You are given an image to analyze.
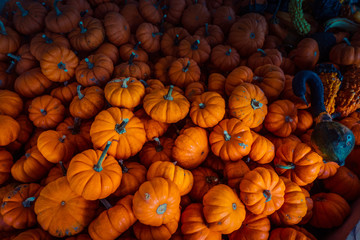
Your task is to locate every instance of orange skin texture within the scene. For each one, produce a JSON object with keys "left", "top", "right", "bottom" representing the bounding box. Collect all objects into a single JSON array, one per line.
[
  {"left": 317, "top": 161, "right": 339, "bottom": 180},
  {"left": 45, "top": 4, "right": 80, "bottom": 33},
  {"left": 185, "top": 81, "right": 205, "bottom": 102},
  {"left": 340, "top": 111, "right": 360, "bottom": 145},
  {"left": 168, "top": 58, "right": 201, "bottom": 88},
  {"left": 189, "top": 167, "right": 219, "bottom": 203},
  {"left": 208, "top": 73, "right": 226, "bottom": 96},
  {"left": 6, "top": 114, "right": 33, "bottom": 153},
  {"left": 139, "top": 137, "right": 173, "bottom": 168},
  {"left": 0, "top": 115, "right": 20, "bottom": 146},
  {"left": 95, "top": 42, "right": 119, "bottom": 65},
  {"left": 247, "top": 48, "right": 283, "bottom": 71},
  {"left": 113, "top": 60, "right": 151, "bottom": 80},
  {"left": 15, "top": 68, "right": 53, "bottom": 98},
  {"left": 134, "top": 108, "right": 170, "bottom": 141},
  {"left": 138, "top": 0, "right": 164, "bottom": 24},
  {"left": 229, "top": 212, "right": 270, "bottom": 240},
  {"left": 211, "top": 44, "right": 240, "bottom": 72},
  {"left": 154, "top": 56, "right": 177, "bottom": 85},
  {"left": 30, "top": 32, "right": 70, "bottom": 61},
  {"left": 13, "top": 2, "right": 47, "bottom": 35},
  {"left": 269, "top": 227, "right": 314, "bottom": 240},
  {"left": 0, "top": 25, "right": 20, "bottom": 54},
  {"left": 330, "top": 40, "right": 360, "bottom": 65},
  {"left": 12, "top": 228, "right": 52, "bottom": 240},
  {"left": 195, "top": 24, "right": 224, "bottom": 48},
  {"left": 178, "top": 35, "right": 211, "bottom": 64},
  {"left": 225, "top": 66, "right": 254, "bottom": 96},
  {"left": 289, "top": 38, "right": 320, "bottom": 70},
  {"left": 224, "top": 159, "right": 250, "bottom": 189},
  {"left": 103, "top": 12, "right": 130, "bottom": 46},
  {"left": 0, "top": 89, "right": 23, "bottom": 118},
  {"left": 181, "top": 4, "right": 210, "bottom": 34},
  {"left": 0, "top": 149, "right": 13, "bottom": 184},
  {"left": 119, "top": 42, "right": 149, "bottom": 62},
  {"left": 161, "top": 27, "right": 190, "bottom": 57},
  {"left": 12, "top": 43, "right": 39, "bottom": 75},
  {"left": 145, "top": 79, "right": 165, "bottom": 94},
  {"left": 249, "top": 132, "right": 275, "bottom": 164},
  {"left": 136, "top": 23, "right": 162, "bottom": 53}
]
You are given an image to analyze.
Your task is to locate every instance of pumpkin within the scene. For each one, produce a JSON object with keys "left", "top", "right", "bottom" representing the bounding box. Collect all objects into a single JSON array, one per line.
[
  {"left": 134, "top": 109, "right": 170, "bottom": 141},
  {"left": 247, "top": 49, "right": 282, "bottom": 71},
  {"left": 0, "top": 89, "right": 23, "bottom": 118},
  {"left": 178, "top": 35, "right": 211, "bottom": 64},
  {"left": 67, "top": 141, "right": 122, "bottom": 200},
  {"left": 139, "top": 137, "right": 173, "bottom": 168},
  {"left": 166, "top": 0, "right": 186, "bottom": 25},
  {"left": 229, "top": 212, "right": 271, "bottom": 240},
  {"left": 203, "top": 152, "right": 225, "bottom": 172},
  {"left": 185, "top": 81, "right": 205, "bottom": 102},
  {"left": 181, "top": 3, "right": 210, "bottom": 34},
  {"left": 144, "top": 79, "right": 165, "bottom": 94},
  {"left": 225, "top": 66, "right": 253, "bottom": 96},
  {"left": 194, "top": 23, "right": 224, "bottom": 48},
  {"left": 281, "top": 75, "right": 310, "bottom": 110},
  {"left": 139, "top": 0, "right": 164, "bottom": 24},
  {"left": 190, "top": 91, "right": 225, "bottom": 128},
  {"left": 317, "top": 160, "right": 339, "bottom": 180},
  {"left": 208, "top": 73, "right": 226, "bottom": 96},
  {"left": 154, "top": 56, "right": 177, "bottom": 85},
  {"left": 210, "top": 44, "right": 240, "bottom": 72},
  {"left": 329, "top": 38, "right": 360, "bottom": 65},
  {"left": 67, "top": 0, "right": 93, "bottom": 16},
  {"left": 168, "top": 58, "right": 201, "bottom": 88},
  {"left": 113, "top": 52, "right": 151, "bottom": 80},
  {"left": 50, "top": 81, "right": 77, "bottom": 106},
  {"left": 25, "top": 128, "right": 45, "bottom": 151},
  {"left": 340, "top": 111, "right": 360, "bottom": 145},
  {"left": 202, "top": 184, "right": 245, "bottom": 234},
  {"left": 13, "top": 1, "right": 46, "bottom": 35},
  {"left": 0, "top": 19, "right": 21, "bottom": 54},
  {"left": 280, "top": 57, "right": 296, "bottom": 75},
  {"left": 249, "top": 132, "right": 275, "bottom": 164},
  {"left": 264, "top": 100, "right": 298, "bottom": 137},
  {"left": 120, "top": 2, "right": 144, "bottom": 33},
  {"left": 119, "top": 41, "right": 148, "bottom": 62},
  {"left": 103, "top": 12, "right": 130, "bottom": 46},
  {"left": 252, "top": 64, "right": 285, "bottom": 102},
  {"left": 189, "top": 167, "right": 219, "bottom": 202},
  {"left": 69, "top": 85, "right": 105, "bottom": 119},
  {"left": 41, "top": 162, "right": 66, "bottom": 186},
  {"left": 94, "top": 2, "right": 120, "bottom": 19},
  {"left": 212, "top": 5, "right": 235, "bottom": 33},
  {"left": 37, "top": 130, "right": 75, "bottom": 163},
  {"left": 113, "top": 161, "right": 147, "bottom": 197},
  {"left": 228, "top": 82, "right": 268, "bottom": 129},
  {"left": 133, "top": 177, "right": 181, "bottom": 226},
  {"left": 269, "top": 227, "right": 315, "bottom": 240},
  {"left": 1, "top": 183, "right": 42, "bottom": 229},
  {"left": 323, "top": 166, "right": 360, "bottom": 201},
  {"left": 34, "top": 177, "right": 98, "bottom": 237},
  {"left": 274, "top": 141, "right": 322, "bottom": 186},
  {"left": 90, "top": 107, "right": 146, "bottom": 160},
  {"left": 88, "top": 195, "right": 137, "bottom": 240},
  {"left": 104, "top": 77, "right": 145, "bottom": 109},
  {"left": 295, "top": 110, "right": 313, "bottom": 135},
  {"left": 310, "top": 192, "right": 350, "bottom": 228},
  {"left": 224, "top": 160, "right": 250, "bottom": 189},
  {"left": 0, "top": 115, "right": 20, "bottom": 146},
  {"left": 270, "top": 177, "right": 307, "bottom": 225},
  {"left": 181, "top": 203, "right": 222, "bottom": 240},
  {"left": 240, "top": 167, "right": 286, "bottom": 216},
  {"left": 161, "top": 27, "right": 190, "bottom": 57},
  {"left": 11, "top": 146, "right": 53, "bottom": 183},
  {"left": 6, "top": 114, "right": 33, "bottom": 153},
  {"left": 14, "top": 68, "right": 53, "bottom": 98},
  {"left": 143, "top": 85, "right": 190, "bottom": 123},
  {"left": 8, "top": 44, "right": 38, "bottom": 75},
  {"left": 30, "top": 32, "right": 70, "bottom": 61},
  {"left": 0, "top": 149, "right": 13, "bottom": 184},
  {"left": 95, "top": 42, "right": 119, "bottom": 65},
  {"left": 172, "top": 126, "right": 209, "bottom": 169},
  {"left": 40, "top": 46, "right": 79, "bottom": 82},
  {"left": 0, "top": 62, "right": 16, "bottom": 90},
  {"left": 136, "top": 23, "right": 162, "bottom": 53},
  {"left": 289, "top": 38, "right": 319, "bottom": 69},
  {"left": 45, "top": 0, "right": 81, "bottom": 33},
  {"left": 228, "top": 13, "right": 268, "bottom": 57},
  {"left": 298, "top": 188, "right": 313, "bottom": 225},
  {"left": 12, "top": 228, "right": 52, "bottom": 240},
  {"left": 147, "top": 161, "right": 193, "bottom": 196},
  {"left": 209, "top": 118, "right": 253, "bottom": 161}
]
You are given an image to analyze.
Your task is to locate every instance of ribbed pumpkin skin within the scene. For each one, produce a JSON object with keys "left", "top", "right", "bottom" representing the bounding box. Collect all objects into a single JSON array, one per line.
[{"left": 229, "top": 213, "right": 271, "bottom": 240}]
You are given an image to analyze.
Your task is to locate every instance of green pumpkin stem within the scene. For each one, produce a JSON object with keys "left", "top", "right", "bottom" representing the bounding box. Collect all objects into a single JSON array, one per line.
[
  {"left": 6, "top": 61, "right": 15, "bottom": 73},
  {"left": 153, "top": 137, "right": 164, "bottom": 152},
  {"left": 152, "top": 32, "right": 163, "bottom": 38},
  {"left": 58, "top": 135, "right": 66, "bottom": 143},
  {"left": 174, "top": 34, "right": 180, "bottom": 46},
  {"left": 343, "top": 37, "right": 351, "bottom": 46},
  {"left": 84, "top": 58, "right": 94, "bottom": 69},
  {"left": 94, "top": 141, "right": 112, "bottom": 172},
  {"left": 251, "top": 99, "right": 263, "bottom": 110},
  {"left": 134, "top": 41, "right": 141, "bottom": 50},
  {"left": 223, "top": 130, "right": 231, "bottom": 141},
  {"left": 25, "top": 153, "right": 31, "bottom": 158},
  {"left": 77, "top": 85, "right": 84, "bottom": 99},
  {"left": 225, "top": 48, "right": 232, "bottom": 56},
  {"left": 57, "top": 61, "right": 68, "bottom": 72},
  {"left": 164, "top": 85, "right": 174, "bottom": 101},
  {"left": 59, "top": 161, "right": 67, "bottom": 176},
  {"left": 263, "top": 190, "right": 272, "bottom": 202},
  {"left": 199, "top": 103, "right": 205, "bottom": 109},
  {"left": 129, "top": 52, "right": 136, "bottom": 65},
  {"left": 115, "top": 118, "right": 129, "bottom": 134},
  {"left": 100, "top": 199, "right": 113, "bottom": 209},
  {"left": 0, "top": 19, "right": 7, "bottom": 35},
  {"left": 182, "top": 60, "right": 190, "bottom": 72},
  {"left": 54, "top": 0, "right": 63, "bottom": 16},
  {"left": 122, "top": 77, "right": 130, "bottom": 88},
  {"left": 205, "top": 23, "right": 209, "bottom": 36},
  {"left": 79, "top": 21, "right": 87, "bottom": 33},
  {"left": 22, "top": 197, "right": 36, "bottom": 208},
  {"left": 191, "top": 39, "right": 200, "bottom": 50},
  {"left": 257, "top": 49, "right": 267, "bottom": 57},
  {"left": 42, "top": 34, "right": 53, "bottom": 44},
  {"left": 16, "top": 2, "right": 28, "bottom": 16},
  {"left": 40, "top": 109, "right": 47, "bottom": 116},
  {"left": 275, "top": 163, "right": 295, "bottom": 169},
  {"left": 206, "top": 176, "right": 218, "bottom": 184}
]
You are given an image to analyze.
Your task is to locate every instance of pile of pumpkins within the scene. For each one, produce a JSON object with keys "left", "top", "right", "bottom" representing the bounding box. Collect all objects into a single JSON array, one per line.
[{"left": 0, "top": 0, "right": 360, "bottom": 239}]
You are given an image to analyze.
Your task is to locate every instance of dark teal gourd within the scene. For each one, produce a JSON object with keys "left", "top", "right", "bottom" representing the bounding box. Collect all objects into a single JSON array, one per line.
[{"left": 292, "top": 70, "right": 355, "bottom": 166}]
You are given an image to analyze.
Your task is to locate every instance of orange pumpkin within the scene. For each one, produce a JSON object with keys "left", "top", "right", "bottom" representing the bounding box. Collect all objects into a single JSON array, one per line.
[
  {"left": 224, "top": 160, "right": 250, "bottom": 189},
  {"left": 189, "top": 167, "right": 219, "bottom": 202},
  {"left": 229, "top": 212, "right": 270, "bottom": 240},
  {"left": 317, "top": 161, "right": 339, "bottom": 179},
  {"left": 50, "top": 81, "right": 77, "bottom": 106},
  {"left": 210, "top": 44, "right": 240, "bottom": 72},
  {"left": 168, "top": 58, "right": 201, "bottom": 88},
  {"left": 161, "top": 27, "right": 190, "bottom": 57},
  {"left": 185, "top": 81, "right": 205, "bottom": 102},
  {"left": 119, "top": 41, "right": 149, "bottom": 62},
  {"left": 0, "top": 19, "right": 21, "bottom": 54},
  {"left": 329, "top": 38, "right": 360, "bottom": 65},
  {"left": 181, "top": 3, "right": 210, "bottom": 34},
  {"left": 30, "top": 32, "right": 70, "bottom": 61},
  {"left": 95, "top": 42, "right": 119, "bottom": 65},
  {"left": 208, "top": 72, "right": 226, "bottom": 96},
  {"left": 134, "top": 108, "right": 170, "bottom": 141},
  {"left": 136, "top": 22, "right": 162, "bottom": 53},
  {"left": 249, "top": 132, "right": 275, "bottom": 164},
  {"left": 0, "top": 89, "right": 23, "bottom": 118},
  {"left": 212, "top": 5, "right": 235, "bottom": 33},
  {"left": 295, "top": 110, "right": 313, "bottom": 134},
  {"left": 113, "top": 52, "right": 151, "bottom": 80},
  {"left": 178, "top": 35, "right": 211, "bottom": 64},
  {"left": 209, "top": 118, "right": 253, "bottom": 161},
  {"left": 0, "top": 115, "right": 20, "bottom": 146},
  {"left": 225, "top": 66, "right": 253, "bottom": 96},
  {"left": 247, "top": 49, "right": 282, "bottom": 70},
  {"left": 154, "top": 56, "right": 177, "bottom": 85},
  {"left": 45, "top": 0, "right": 80, "bottom": 33},
  {"left": 0, "top": 149, "right": 13, "bottom": 184},
  {"left": 289, "top": 38, "right": 319, "bottom": 69},
  {"left": 139, "top": 137, "right": 173, "bottom": 168},
  {"left": 8, "top": 43, "right": 39, "bottom": 75},
  {"left": 14, "top": 68, "right": 53, "bottom": 98},
  {"left": 269, "top": 227, "right": 316, "bottom": 240},
  {"left": 194, "top": 23, "right": 224, "bottom": 48},
  {"left": 340, "top": 111, "right": 360, "bottom": 145},
  {"left": 103, "top": 12, "right": 130, "bottom": 46}
]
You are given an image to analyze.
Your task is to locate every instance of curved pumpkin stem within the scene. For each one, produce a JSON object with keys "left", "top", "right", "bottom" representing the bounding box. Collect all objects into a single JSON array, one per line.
[
  {"left": 153, "top": 137, "right": 163, "bottom": 152},
  {"left": 58, "top": 135, "right": 66, "bottom": 143},
  {"left": 59, "top": 161, "right": 67, "bottom": 176},
  {"left": 94, "top": 141, "right": 112, "bottom": 172},
  {"left": 42, "top": 34, "right": 53, "bottom": 44},
  {"left": 121, "top": 77, "right": 130, "bottom": 88},
  {"left": 275, "top": 163, "right": 295, "bottom": 169},
  {"left": 115, "top": 118, "right": 129, "bottom": 134},
  {"left": 0, "top": 19, "right": 7, "bottom": 35},
  {"left": 58, "top": 61, "right": 68, "bottom": 72},
  {"left": 225, "top": 48, "right": 232, "bottom": 56},
  {"left": 205, "top": 23, "right": 209, "bottom": 36},
  {"left": 79, "top": 21, "right": 87, "bottom": 33},
  {"left": 164, "top": 85, "right": 174, "bottom": 101},
  {"left": 128, "top": 52, "right": 136, "bottom": 65},
  {"left": 140, "top": 79, "right": 149, "bottom": 88},
  {"left": 263, "top": 190, "right": 272, "bottom": 202},
  {"left": 257, "top": 49, "right": 266, "bottom": 57},
  {"left": 223, "top": 130, "right": 231, "bottom": 141},
  {"left": 77, "top": 85, "right": 84, "bottom": 100},
  {"left": 22, "top": 197, "right": 36, "bottom": 208},
  {"left": 6, "top": 60, "right": 15, "bottom": 73},
  {"left": 343, "top": 37, "right": 351, "bottom": 46},
  {"left": 191, "top": 39, "right": 200, "bottom": 50},
  {"left": 7, "top": 53, "right": 21, "bottom": 62},
  {"left": 80, "top": 9, "right": 88, "bottom": 17},
  {"left": 134, "top": 41, "right": 141, "bottom": 50},
  {"left": 54, "top": 0, "right": 63, "bottom": 16},
  {"left": 16, "top": 2, "right": 28, "bottom": 16},
  {"left": 84, "top": 58, "right": 94, "bottom": 69},
  {"left": 100, "top": 199, "right": 113, "bottom": 210},
  {"left": 182, "top": 61, "right": 190, "bottom": 72}
]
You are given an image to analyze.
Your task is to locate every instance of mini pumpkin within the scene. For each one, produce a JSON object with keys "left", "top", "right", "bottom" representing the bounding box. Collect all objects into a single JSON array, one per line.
[
  {"left": 103, "top": 12, "right": 130, "bottom": 46},
  {"left": 0, "top": 19, "right": 21, "bottom": 54},
  {"left": 181, "top": 3, "right": 210, "bottom": 34},
  {"left": 95, "top": 42, "right": 119, "bottom": 65},
  {"left": 329, "top": 38, "right": 360, "bottom": 65},
  {"left": 247, "top": 49, "right": 282, "bottom": 70},
  {"left": 119, "top": 41, "right": 148, "bottom": 62},
  {"left": 168, "top": 58, "right": 201, "bottom": 88},
  {"left": 317, "top": 161, "right": 339, "bottom": 180},
  {"left": 13, "top": 1, "right": 47, "bottom": 35},
  {"left": 50, "top": 81, "right": 77, "bottom": 106},
  {"left": 229, "top": 212, "right": 271, "bottom": 240},
  {"left": 208, "top": 72, "right": 226, "bottom": 96},
  {"left": 224, "top": 160, "right": 250, "bottom": 189},
  {"left": 138, "top": 0, "right": 164, "bottom": 24},
  {"left": 154, "top": 56, "right": 177, "bottom": 85},
  {"left": 8, "top": 43, "right": 38, "bottom": 75},
  {"left": 45, "top": 0, "right": 81, "bottom": 33},
  {"left": 249, "top": 132, "right": 275, "bottom": 164},
  {"left": 210, "top": 44, "right": 240, "bottom": 72},
  {"left": 134, "top": 108, "right": 170, "bottom": 141},
  {"left": 225, "top": 66, "right": 253, "bottom": 96},
  {"left": 136, "top": 23, "right": 162, "bottom": 53},
  {"left": 194, "top": 23, "right": 224, "bottom": 48},
  {"left": 289, "top": 38, "right": 320, "bottom": 69},
  {"left": 340, "top": 111, "right": 360, "bottom": 145},
  {"left": 0, "top": 149, "right": 13, "bottom": 184},
  {"left": 139, "top": 137, "right": 173, "bottom": 168},
  {"left": 161, "top": 27, "right": 190, "bottom": 57},
  {"left": 178, "top": 35, "right": 211, "bottom": 64},
  {"left": 0, "top": 89, "right": 23, "bottom": 118},
  {"left": 189, "top": 167, "right": 219, "bottom": 202},
  {"left": 113, "top": 52, "right": 151, "bottom": 80},
  {"left": 15, "top": 68, "right": 53, "bottom": 98},
  {"left": 30, "top": 32, "right": 70, "bottom": 61}
]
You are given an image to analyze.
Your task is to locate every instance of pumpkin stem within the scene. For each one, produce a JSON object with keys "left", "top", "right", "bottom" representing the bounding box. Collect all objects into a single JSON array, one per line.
[
  {"left": 5, "top": 60, "right": 15, "bottom": 73},
  {"left": 343, "top": 37, "right": 351, "bottom": 46},
  {"left": 129, "top": 52, "right": 136, "bottom": 65},
  {"left": 40, "top": 109, "right": 47, "bottom": 116},
  {"left": 57, "top": 61, "right": 68, "bottom": 72},
  {"left": 84, "top": 58, "right": 94, "bottom": 69},
  {"left": 42, "top": 34, "right": 53, "bottom": 44},
  {"left": 191, "top": 39, "right": 200, "bottom": 50},
  {"left": 275, "top": 163, "right": 295, "bottom": 169},
  {"left": 58, "top": 135, "right": 66, "bottom": 143},
  {"left": 205, "top": 23, "right": 209, "bottom": 36},
  {"left": 0, "top": 19, "right": 7, "bottom": 35},
  {"left": 122, "top": 77, "right": 130, "bottom": 88},
  {"left": 182, "top": 60, "right": 190, "bottom": 72},
  {"left": 80, "top": 9, "right": 88, "bottom": 17},
  {"left": 206, "top": 176, "right": 218, "bottom": 184},
  {"left": 59, "top": 161, "right": 67, "bottom": 176},
  {"left": 250, "top": 32, "right": 255, "bottom": 39},
  {"left": 77, "top": 85, "right": 84, "bottom": 100},
  {"left": 263, "top": 190, "right": 272, "bottom": 202},
  {"left": 253, "top": 76, "right": 264, "bottom": 82},
  {"left": 25, "top": 153, "right": 31, "bottom": 158},
  {"left": 140, "top": 79, "right": 149, "bottom": 88},
  {"left": 285, "top": 116, "right": 293, "bottom": 122},
  {"left": 257, "top": 49, "right": 267, "bottom": 56},
  {"left": 164, "top": 85, "right": 174, "bottom": 101},
  {"left": 79, "top": 21, "right": 87, "bottom": 33},
  {"left": 225, "top": 48, "right": 232, "bottom": 56},
  {"left": 54, "top": 0, "right": 62, "bottom": 16},
  {"left": 199, "top": 103, "right": 205, "bottom": 109},
  {"left": 119, "top": 159, "right": 128, "bottom": 173},
  {"left": 115, "top": 118, "right": 129, "bottom": 134},
  {"left": 156, "top": 203, "right": 167, "bottom": 214},
  {"left": 94, "top": 141, "right": 112, "bottom": 172},
  {"left": 152, "top": 32, "right": 163, "bottom": 38},
  {"left": 16, "top": 2, "right": 28, "bottom": 16},
  {"left": 71, "top": 117, "right": 81, "bottom": 135},
  {"left": 134, "top": 41, "right": 141, "bottom": 50},
  {"left": 22, "top": 197, "right": 36, "bottom": 208},
  {"left": 153, "top": 137, "right": 164, "bottom": 152},
  {"left": 174, "top": 34, "right": 180, "bottom": 46},
  {"left": 251, "top": 99, "right": 263, "bottom": 109},
  {"left": 223, "top": 130, "right": 231, "bottom": 141},
  {"left": 100, "top": 199, "right": 113, "bottom": 209}
]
